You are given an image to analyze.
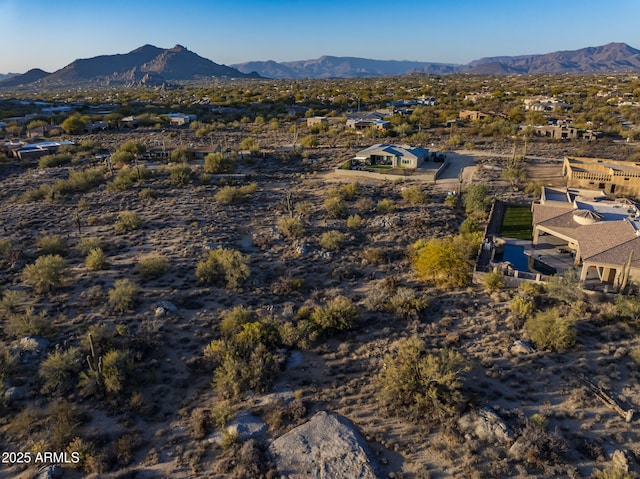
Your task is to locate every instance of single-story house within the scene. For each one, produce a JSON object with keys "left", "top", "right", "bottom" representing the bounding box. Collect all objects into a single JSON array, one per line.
[
  {"left": 532, "top": 186, "right": 640, "bottom": 286},
  {"left": 351, "top": 143, "right": 429, "bottom": 169}
]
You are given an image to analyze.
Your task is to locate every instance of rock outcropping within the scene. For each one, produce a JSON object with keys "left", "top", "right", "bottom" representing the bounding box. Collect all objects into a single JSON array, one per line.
[{"left": 269, "top": 411, "right": 380, "bottom": 479}]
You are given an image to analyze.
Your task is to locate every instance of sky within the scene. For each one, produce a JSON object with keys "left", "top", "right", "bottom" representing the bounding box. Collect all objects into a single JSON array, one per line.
[{"left": 2, "top": 0, "right": 640, "bottom": 73}]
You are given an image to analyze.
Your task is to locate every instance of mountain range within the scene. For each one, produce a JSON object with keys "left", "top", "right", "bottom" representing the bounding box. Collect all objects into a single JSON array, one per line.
[
  {"left": 0, "top": 45, "right": 259, "bottom": 88},
  {"left": 3, "top": 42, "right": 640, "bottom": 88}
]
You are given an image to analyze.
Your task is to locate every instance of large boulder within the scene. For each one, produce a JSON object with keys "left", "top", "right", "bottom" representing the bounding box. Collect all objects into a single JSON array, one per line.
[{"left": 269, "top": 411, "right": 380, "bottom": 479}]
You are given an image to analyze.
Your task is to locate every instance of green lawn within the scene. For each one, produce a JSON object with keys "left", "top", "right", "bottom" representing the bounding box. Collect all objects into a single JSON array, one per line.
[{"left": 499, "top": 205, "right": 533, "bottom": 240}]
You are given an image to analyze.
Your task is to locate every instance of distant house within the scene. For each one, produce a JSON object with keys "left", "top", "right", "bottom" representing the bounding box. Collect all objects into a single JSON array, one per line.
[
  {"left": 459, "top": 110, "right": 490, "bottom": 122},
  {"left": 523, "top": 96, "right": 571, "bottom": 112},
  {"left": 562, "top": 156, "right": 640, "bottom": 197},
  {"left": 351, "top": 143, "right": 429, "bottom": 169},
  {"left": 307, "top": 116, "right": 328, "bottom": 127},
  {"left": 346, "top": 118, "right": 390, "bottom": 131},
  {"left": 120, "top": 116, "right": 139, "bottom": 128},
  {"left": 12, "top": 140, "right": 75, "bottom": 161},
  {"left": 532, "top": 186, "right": 640, "bottom": 285},
  {"left": 164, "top": 113, "right": 196, "bottom": 127}
]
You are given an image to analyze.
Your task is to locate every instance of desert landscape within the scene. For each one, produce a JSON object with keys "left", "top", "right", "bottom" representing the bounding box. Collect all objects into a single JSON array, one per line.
[{"left": 1, "top": 65, "right": 640, "bottom": 479}]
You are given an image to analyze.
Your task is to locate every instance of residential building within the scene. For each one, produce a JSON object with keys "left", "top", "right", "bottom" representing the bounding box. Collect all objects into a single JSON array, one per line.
[
  {"left": 532, "top": 186, "right": 640, "bottom": 286},
  {"left": 563, "top": 156, "right": 640, "bottom": 197},
  {"left": 11, "top": 141, "right": 75, "bottom": 161},
  {"left": 459, "top": 110, "right": 490, "bottom": 122},
  {"left": 351, "top": 143, "right": 429, "bottom": 169},
  {"left": 307, "top": 117, "right": 328, "bottom": 127}
]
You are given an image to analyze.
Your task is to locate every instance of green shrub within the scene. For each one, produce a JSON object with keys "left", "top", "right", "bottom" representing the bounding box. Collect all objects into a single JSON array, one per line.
[
  {"left": 592, "top": 467, "right": 637, "bottom": 479},
  {"left": 401, "top": 186, "right": 426, "bottom": 205},
  {"left": 0, "top": 238, "right": 12, "bottom": 257},
  {"left": 483, "top": 270, "right": 505, "bottom": 291},
  {"left": 139, "top": 188, "right": 158, "bottom": 201},
  {"left": 346, "top": 214, "right": 363, "bottom": 229},
  {"left": 169, "top": 165, "right": 192, "bottom": 186},
  {"left": 76, "top": 237, "right": 103, "bottom": 255},
  {"left": 510, "top": 295, "right": 535, "bottom": 319},
  {"left": 277, "top": 217, "right": 305, "bottom": 239},
  {"left": 21, "top": 254, "right": 67, "bottom": 293},
  {"left": 38, "top": 153, "right": 72, "bottom": 169},
  {"left": 324, "top": 197, "right": 347, "bottom": 219},
  {"left": 319, "top": 230, "right": 345, "bottom": 251},
  {"left": 460, "top": 216, "right": 482, "bottom": 236},
  {"left": 107, "top": 166, "right": 151, "bottom": 191},
  {"left": 115, "top": 211, "right": 142, "bottom": 232},
  {"left": 377, "top": 336, "right": 469, "bottom": 420},
  {"left": 388, "top": 287, "right": 429, "bottom": 320},
  {"left": 36, "top": 235, "right": 66, "bottom": 255},
  {"left": 108, "top": 279, "right": 140, "bottom": 313},
  {"left": 204, "top": 152, "right": 235, "bottom": 173},
  {"left": 85, "top": 248, "right": 108, "bottom": 271},
  {"left": 136, "top": 255, "right": 168, "bottom": 279},
  {"left": 339, "top": 182, "right": 361, "bottom": 200},
  {"left": 215, "top": 183, "right": 257, "bottom": 205},
  {"left": 377, "top": 199, "right": 396, "bottom": 214},
  {"left": 39, "top": 347, "right": 81, "bottom": 394},
  {"left": 525, "top": 308, "right": 576, "bottom": 351},
  {"left": 311, "top": 296, "right": 358, "bottom": 332},
  {"left": 463, "top": 183, "right": 490, "bottom": 214},
  {"left": 7, "top": 306, "right": 49, "bottom": 336},
  {"left": 196, "top": 248, "right": 250, "bottom": 289}
]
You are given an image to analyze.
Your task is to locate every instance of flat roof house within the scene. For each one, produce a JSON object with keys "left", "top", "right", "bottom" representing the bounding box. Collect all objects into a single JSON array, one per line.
[{"left": 563, "top": 156, "right": 640, "bottom": 197}]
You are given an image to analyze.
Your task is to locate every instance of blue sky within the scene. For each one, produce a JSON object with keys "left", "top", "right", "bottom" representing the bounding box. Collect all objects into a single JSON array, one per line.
[{"left": 3, "top": 0, "right": 640, "bottom": 73}]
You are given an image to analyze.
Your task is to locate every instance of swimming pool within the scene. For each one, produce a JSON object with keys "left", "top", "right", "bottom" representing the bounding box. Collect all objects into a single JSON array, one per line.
[{"left": 494, "top": 244, "right": 529, "bottom": 271}]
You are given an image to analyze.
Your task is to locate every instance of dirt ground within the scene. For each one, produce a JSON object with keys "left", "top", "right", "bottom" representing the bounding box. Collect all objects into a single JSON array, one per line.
[{"left": 1, "top": 134, "right": 639, "bottom": 478}]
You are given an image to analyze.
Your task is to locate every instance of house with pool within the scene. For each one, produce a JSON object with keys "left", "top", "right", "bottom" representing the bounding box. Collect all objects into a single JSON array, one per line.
[{"left": 530, "top": 187, "right": 640, "bottom": 287}]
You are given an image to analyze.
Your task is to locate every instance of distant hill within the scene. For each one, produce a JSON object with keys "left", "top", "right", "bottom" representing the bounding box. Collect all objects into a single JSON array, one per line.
[
  {"left": 233, "top": 55, "right": 457, "bottom": 78},
  {"left": 464, "top": 42, "right": 640, "bottom": 74},
  {"left": 4, "top": 42, "right": 640, "bottom": 87},
  {"left": 0, "top": 69, "right": 50, "bottom": 87},
  {"left": 2, "top": 45, "right": 259, "bottom": 88}
]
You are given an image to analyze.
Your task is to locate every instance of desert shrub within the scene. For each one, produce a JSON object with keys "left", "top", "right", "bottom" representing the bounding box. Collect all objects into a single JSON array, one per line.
[
  {"left": 483, "top": 270, "right": 505, "bottom": 291},
  {"left": 592, "top": 467, "right": 637, "bottom": 479},
  {"left": 510, "top": 295, "right": 535, "bottom": 319},
  {"left": 511, "top": 420, "right": 567, "bottom": 467},
  {"left": 354, "top": 196, "right": 374, "bottom": 212},
  {"left": 136, "top": 255, "right": 168, "bottom": 279},
  {"left": 377, "top": 199, "right": 396, "bottom": 214},
  {"left": 277, "top": 217, "right": 305, "bottom": 239},
  {"left": 377, "top": 336, "right": 469, "bottom": 420},
  {"left": 459, "top": 216, "right": 482, "bottom": 236},
  {"left": 525, "top": 308, "right": 576, "bottom": 351},
  {"left": 107, "top": 167, "right": 150, "bottom": 191},
  {"left": 7, "top": 306, "right": 49, "bottom": 337},
  {"left": 463, "top": 183, "right": 490, "bottom": 214},
  {"left": 346, "top": 214, "right": 363, "bottom": 229},
  {"left": 85, "top": 248, "right": 108, "bottom": 271},
  {"left": 0, "top": 290, "right": 28, "bottom": 316},
  {"left": 21, "top": 254, "right": 67, "bottom": 293},
  {"left": 360, "top": 247, "right": 386, "bottom": 265},
  {"left": 36, "top": 235, "right": 66, "bottom": 255},
  {"left": 311, "top": 296, "right": 358, "bottom": 332},
  {"left": 38, "top": 153, "right": 72, "bottom": 169},
  {"left": 339, "top": 182, "right": 361, "bottom": 200},
  {"left": 295, "top": 201, "right": 313, "bottom": 218},
  {"left": 215, "top": 183, "right": 257, "bottom": 205},
  {"left": 39, "top": 347, "right": 81, "bottom": 394},
  {"left": 115, "top": 210, "right": 142, "bottom": 232},
  {"left": 169, "top": 164, "right": 192, "bottom": 186},
  {"left": 65, "top": 169, "right": 104, "bottom": 192},
  {"left": 412, "top": 237, "right": 473, "bottom": 289},
  {"left": 401, "top": 186, "right": 426, "bottom": 205},
  {"left": 0, "top": 238, "right": 12, "bottom": 257},
  {"left": 79, "top": 348, "right": 128, "bottom": 398},
  {"left": 319, "top": 230, "right": 345, "bottom": 251},
  {"left": 108, "top": 279, "right": 140, "bottom": 313},
  {"left": 300, "top": 134, "right": 318, "bottom": 148},
  {"left": 388, "top": 287, "right": 429, "bottom": 320},
  {"left": 76, "top": 237, "right": 103, "bottom": 255},
  {"left": 196, "top": 248, "right": 250, "bottom": 289},
  {"left": 444, "top": 194, "right": 458, "bottom": 207},
  {"left": 139, "top": 187, "right": 158, "bottom": 201},
  {"left": 204, "top": 152, "right": 235, "bottom": 173},
  {"left": 324, "top": 196, "right": 347, "bottom": 219},
  {"left": 545, "top": 268, "right": 584, "bottom": 303}
]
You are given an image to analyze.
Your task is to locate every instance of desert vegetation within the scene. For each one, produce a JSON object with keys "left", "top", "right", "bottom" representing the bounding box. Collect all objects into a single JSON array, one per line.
[{"left": 1, "top": 72, "right": 640, "bottom": 478}]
